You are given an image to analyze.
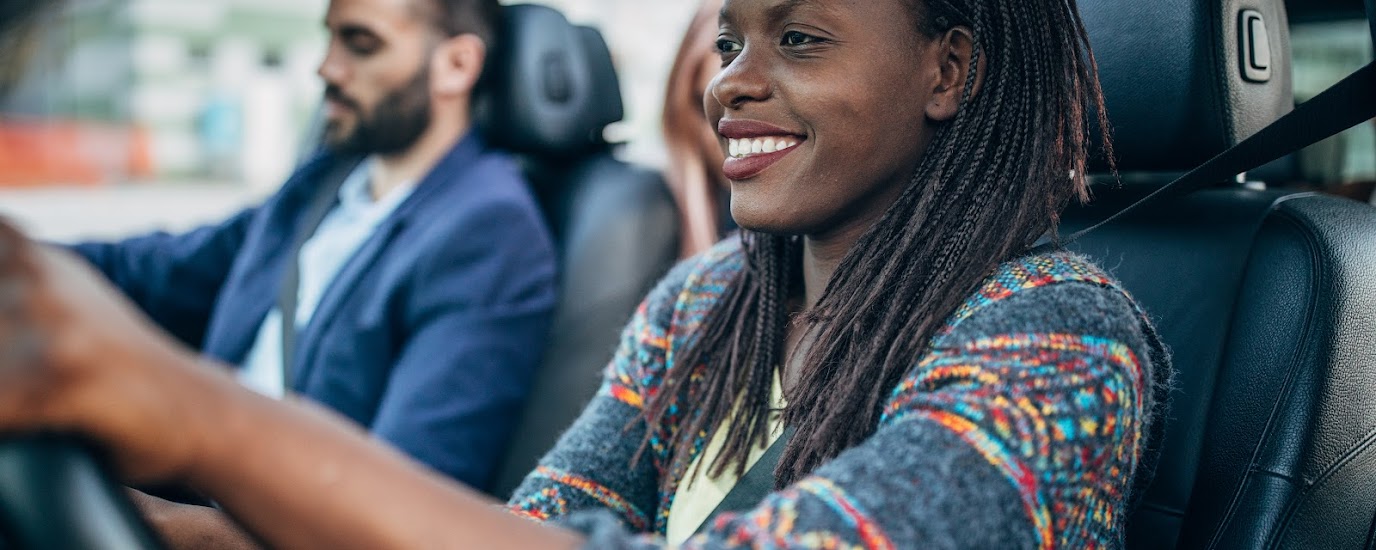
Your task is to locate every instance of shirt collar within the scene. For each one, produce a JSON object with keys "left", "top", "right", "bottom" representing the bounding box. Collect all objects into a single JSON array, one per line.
[
  {"left": 336, "top": 157, "right": 375, "bottom": 209},
  {"left": 336, "top": 157, "right": 416, "bottom": 215}
]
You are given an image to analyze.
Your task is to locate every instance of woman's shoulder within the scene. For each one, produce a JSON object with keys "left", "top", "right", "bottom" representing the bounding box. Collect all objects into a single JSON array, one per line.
[
  {"left": 934, "top": 251, "right": 1173, "bottom": 509},
  {"left": 638, "top": 236, "right": 746, "bottom": 326},
  {"left": 946, "top": 251, "right": 1118, "bottom": 324},
  {"left": 600, "top": 237, "right": 744, "bottom": 407},
  {"left": 940, "top": 250, "right": 1145, "bottom": 339},
  {"left": 932, "top": 250, "right": 1171, "bottom": 424}
]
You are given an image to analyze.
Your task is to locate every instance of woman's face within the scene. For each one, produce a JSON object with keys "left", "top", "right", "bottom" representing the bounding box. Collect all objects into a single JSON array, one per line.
[{"left": 707, "top": 0, "right": 940, "bottom": 239}]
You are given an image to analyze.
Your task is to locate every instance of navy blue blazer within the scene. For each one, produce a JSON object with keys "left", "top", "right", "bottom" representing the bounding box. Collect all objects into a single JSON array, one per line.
[{"left": 72, "top": 132, "right": 558, "bottom": 489}]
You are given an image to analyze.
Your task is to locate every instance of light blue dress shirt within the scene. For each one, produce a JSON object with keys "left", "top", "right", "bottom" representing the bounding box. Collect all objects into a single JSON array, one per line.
[{"left": 239, "top": 159, "right": 415, "bottom": 397}]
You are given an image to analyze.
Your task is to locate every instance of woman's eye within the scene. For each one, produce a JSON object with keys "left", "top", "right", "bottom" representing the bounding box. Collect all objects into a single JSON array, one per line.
[
  {"left": 781, "top": 31, "right": 817, "bottom": 46},
  {"left": 716, "top": 38, "right": 742, "bottom": 54}
]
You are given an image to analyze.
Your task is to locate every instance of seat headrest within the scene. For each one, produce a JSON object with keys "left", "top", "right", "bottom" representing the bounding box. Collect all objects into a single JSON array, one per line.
[
  {"left": 572, "top": 25, "right": 626, "bottom": 137},
  {"left": 474, "top": 4, "right": 624, "bottom": 158},
  {"left": 1081, "top": 0, "right": 1294, "bottom": 174}
]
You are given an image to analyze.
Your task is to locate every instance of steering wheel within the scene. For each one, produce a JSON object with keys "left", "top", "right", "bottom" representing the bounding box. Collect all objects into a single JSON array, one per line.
[{"left": 0, "top": 436, "right": 164, "bottom": 549}]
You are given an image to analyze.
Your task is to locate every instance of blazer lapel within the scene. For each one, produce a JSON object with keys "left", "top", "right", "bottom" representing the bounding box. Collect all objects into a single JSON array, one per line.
[
  {"left": 203, "top": 154, "right": 352, "bottom": 365},
  {"left": 288, "top": 213, "right": 406, "bottom": 390},
  {"left": 288, "top": 131, "right": 488, "bottom": 389}
]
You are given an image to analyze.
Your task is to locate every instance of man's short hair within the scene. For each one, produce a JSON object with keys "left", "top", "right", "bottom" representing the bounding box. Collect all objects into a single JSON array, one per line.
[{"left": 414, "top": 0, "right": 502, "bottom": 47}]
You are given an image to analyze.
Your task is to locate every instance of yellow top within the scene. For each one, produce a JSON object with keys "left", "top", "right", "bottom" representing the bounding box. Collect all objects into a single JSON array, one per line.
[{"left": 664, "top": 370, "right": 787, "bottom": 546}]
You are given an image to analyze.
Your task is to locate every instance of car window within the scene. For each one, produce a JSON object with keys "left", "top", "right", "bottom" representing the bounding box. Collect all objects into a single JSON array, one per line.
[
  {"left": 0, "top": 0, "right": 329, "bottom": 240},
  {"left": 1288, "top": 18, "right": 1374, "bottom": 195},
  {"left": 5, "top": 1, "right": 1370, "bottom": 241},
  {"left": 0, "top": 0, "right": 701, "bottom": 242}
]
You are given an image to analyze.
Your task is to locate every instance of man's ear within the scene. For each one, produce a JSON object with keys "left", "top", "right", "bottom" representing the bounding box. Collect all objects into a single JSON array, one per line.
[
  {"left": 925, "top": 26, "right": 984, "bottom": 122},
  {"left": 432, "top": 34, "right": 487, "bottom": 98}
]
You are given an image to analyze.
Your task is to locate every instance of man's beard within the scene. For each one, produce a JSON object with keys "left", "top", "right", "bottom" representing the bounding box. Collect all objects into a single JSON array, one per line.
[{"left": 323, "top": 65, "right": 433, "bottom": 156}]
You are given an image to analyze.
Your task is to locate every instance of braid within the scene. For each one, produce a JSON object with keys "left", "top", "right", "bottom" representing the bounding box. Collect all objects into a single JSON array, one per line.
[
  {"left": 636, "top": 233, "right": 800, "bottom": 489},
  {"left": 638, "top": 0, "right": 1114, "bottom": 492}
]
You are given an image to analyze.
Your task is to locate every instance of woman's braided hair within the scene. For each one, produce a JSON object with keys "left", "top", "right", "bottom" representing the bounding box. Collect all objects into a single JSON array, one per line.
[{"left": 638, "top": 0, "right": 1115, "bottom": 490}]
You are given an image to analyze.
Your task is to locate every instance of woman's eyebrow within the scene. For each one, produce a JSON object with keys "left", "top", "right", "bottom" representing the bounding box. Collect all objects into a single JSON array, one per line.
[
  {"left": 766, "top": 0, "right": 814, "bottom": 21},
  {"left": 720, "top": 0, "right": 817, "bottom": 25}
]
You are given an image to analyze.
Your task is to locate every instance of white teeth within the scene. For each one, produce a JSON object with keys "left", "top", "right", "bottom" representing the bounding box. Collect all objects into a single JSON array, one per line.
[{"left": 727, "top": 136, "right": 801, "bottom": 159}]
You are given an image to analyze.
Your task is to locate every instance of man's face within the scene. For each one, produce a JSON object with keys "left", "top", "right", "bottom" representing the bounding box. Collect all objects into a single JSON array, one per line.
[{"left": 317, "top": 0, "right": 438, "bottom": 155}]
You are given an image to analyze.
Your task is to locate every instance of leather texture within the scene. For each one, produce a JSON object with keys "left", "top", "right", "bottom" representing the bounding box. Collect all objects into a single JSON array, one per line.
[
  {"left": 1069, "top": 0, "right": 1376, "bottom": 546},
  {"left": 0, "top": 437, "right": 166, "bottom": 549},
  {"left": 483, "top": 8, "right": 680, "bottom": 498},
  {"left": 474, "top": 5, "right": 623, "bottom": 158},
  {"left": 1080, "top": 0, "right": 1294, "bottom": 173},
  {"left": 1066, "top": 190, "right": 1376, "bottom": 549},
  {"left": 0, "top": 5, "right": 676, "bottom": 545}
]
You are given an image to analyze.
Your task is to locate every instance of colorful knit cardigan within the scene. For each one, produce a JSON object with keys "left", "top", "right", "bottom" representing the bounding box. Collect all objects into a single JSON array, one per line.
[{"left": 508, "top": 238, "right": 1170, "bottom": 549}]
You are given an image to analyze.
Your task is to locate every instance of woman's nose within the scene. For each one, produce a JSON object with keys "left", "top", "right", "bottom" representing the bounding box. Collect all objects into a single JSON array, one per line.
[{"left": 709, "top": 47, "right": 772, "bottom": 110}]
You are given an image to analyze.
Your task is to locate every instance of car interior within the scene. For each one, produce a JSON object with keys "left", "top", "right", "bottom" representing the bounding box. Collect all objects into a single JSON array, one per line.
[
  {"left": 1067, "top": 0, "right": 1376, "bottom": 547},
  {"left": 0, "top": 0, "right": 1371, "bottom": 548},
  {"left": 469, "top": 4, "right": 681, "bottom": 496}
]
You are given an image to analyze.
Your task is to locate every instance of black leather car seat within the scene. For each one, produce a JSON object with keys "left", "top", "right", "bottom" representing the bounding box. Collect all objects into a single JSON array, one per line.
[
  {"left": 472, "top": 4, "right": 681, "bottom": 499},
  {"left": 1072, "top": 1, "right": 1376, "bottom": 547}
]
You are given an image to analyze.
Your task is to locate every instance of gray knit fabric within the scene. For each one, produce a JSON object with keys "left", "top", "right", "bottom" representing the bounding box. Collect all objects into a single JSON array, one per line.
[{"left": 508, "top": 239, "right": 1170, "bottom": 549}]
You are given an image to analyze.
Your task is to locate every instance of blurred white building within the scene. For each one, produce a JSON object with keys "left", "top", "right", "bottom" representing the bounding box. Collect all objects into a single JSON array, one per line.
[
  {"left": 5, "top": 0, "right": 328, "bottom": 188},
  {"left": 0, "top": 0, "right": 706, "bottom": 240}
]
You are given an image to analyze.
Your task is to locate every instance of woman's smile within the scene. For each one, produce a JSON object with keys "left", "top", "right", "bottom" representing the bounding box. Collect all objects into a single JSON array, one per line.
[
  {"left": 706, "top": 0, "right": 934, "bottom": 237},
  {"left": 718, "top": 118, "right": 807, "bottom": 180}
]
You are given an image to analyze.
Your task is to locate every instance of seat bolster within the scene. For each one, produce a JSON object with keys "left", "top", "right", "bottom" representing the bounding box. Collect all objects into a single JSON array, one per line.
[
  {"left": 488, "top": 154, "right": 680, "bottom": 500},
  {"left": 1179, "top": 194, "right": 1376, "bottom": 548}
]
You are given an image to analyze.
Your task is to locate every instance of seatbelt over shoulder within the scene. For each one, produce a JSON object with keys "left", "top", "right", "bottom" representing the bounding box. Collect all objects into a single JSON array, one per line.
[
  {"left": 693, "top": 426, "right": 795, "bottom": 535},
  {"left": 1054, "top": 62, "right": 1376, "bottom": 249},
  {"left": 695, "top": 62, "right": 1375, "bottom": 533},
  {"left": 277, "top": 158, "right": 362, "bottom": 391}
]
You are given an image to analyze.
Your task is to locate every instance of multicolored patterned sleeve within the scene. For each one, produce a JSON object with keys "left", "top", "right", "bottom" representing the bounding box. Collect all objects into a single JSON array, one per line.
[
  {"left": 561, "top": 279, "right": 1163, "bottom": 549},
  {"left": 505, "top": 254, "right": 703, "bottom": 533}
]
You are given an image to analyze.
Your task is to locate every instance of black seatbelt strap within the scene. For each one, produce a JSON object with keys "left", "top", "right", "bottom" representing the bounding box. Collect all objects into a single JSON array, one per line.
[
  {"left": 1044, "top": 61, "right": 1376, "bottom": 252},
  {"left": 278, "top": 158, "right": 362, "bottom": 391},
  {"left": 689, "top": 63, "right": 1375, "bottom": 535},
  {"left": 1366, "top": 0, "right": 1375, "bottom": 50},
  {"left": 693, "top": 426, "right": 795, "bottom": 535}
]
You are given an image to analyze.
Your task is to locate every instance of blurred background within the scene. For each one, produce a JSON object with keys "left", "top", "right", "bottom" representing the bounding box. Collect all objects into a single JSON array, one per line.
[
  {"left": 0, "top": 0, "right": 700, "bottom": 241},
  {"left": 0, "top": 0, "right": 1372, "bottom": 241}
]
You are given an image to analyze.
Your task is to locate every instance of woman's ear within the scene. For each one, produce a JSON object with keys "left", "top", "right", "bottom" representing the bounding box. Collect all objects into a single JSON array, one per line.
[
  {"left": 432, "top": 34, "right": 487, "bottom": 99},
  {"left": 925, "top": 26, "right": 984, "bottom": 122}
]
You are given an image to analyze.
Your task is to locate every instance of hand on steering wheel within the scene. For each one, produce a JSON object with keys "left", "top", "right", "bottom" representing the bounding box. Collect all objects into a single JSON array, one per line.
[{"left": 0, "top": 220, "right": 210, "bottom": 485}]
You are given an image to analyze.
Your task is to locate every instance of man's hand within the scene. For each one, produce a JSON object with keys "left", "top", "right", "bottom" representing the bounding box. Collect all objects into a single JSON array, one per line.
[
  {"left": 0, "top": 220, "right": 216, "bottom": 484},
  {"left": 128, "top": 490, "right": 261, "bottom": 550}
]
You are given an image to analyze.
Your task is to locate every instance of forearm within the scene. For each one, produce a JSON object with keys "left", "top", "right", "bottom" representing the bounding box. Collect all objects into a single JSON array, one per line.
[
  {"left": 141, "top": 502, "right": 260, "bottom": 550},
  {"left": 176, "top": 362, "right": 584, "bottom": 550},
  {"left": 0, "top": 233, "right": 581, "bottom": 549}
]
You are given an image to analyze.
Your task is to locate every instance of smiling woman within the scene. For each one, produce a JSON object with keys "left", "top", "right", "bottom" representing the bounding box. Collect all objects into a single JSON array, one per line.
[{"left": 0, "top": 0, "right": 1169, "bottom": 548}]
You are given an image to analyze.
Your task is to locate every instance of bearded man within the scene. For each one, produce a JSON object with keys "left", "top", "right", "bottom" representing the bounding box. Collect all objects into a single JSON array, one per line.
[{"left": 66, "top": 0, "right": 557, "bottom": 493}]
